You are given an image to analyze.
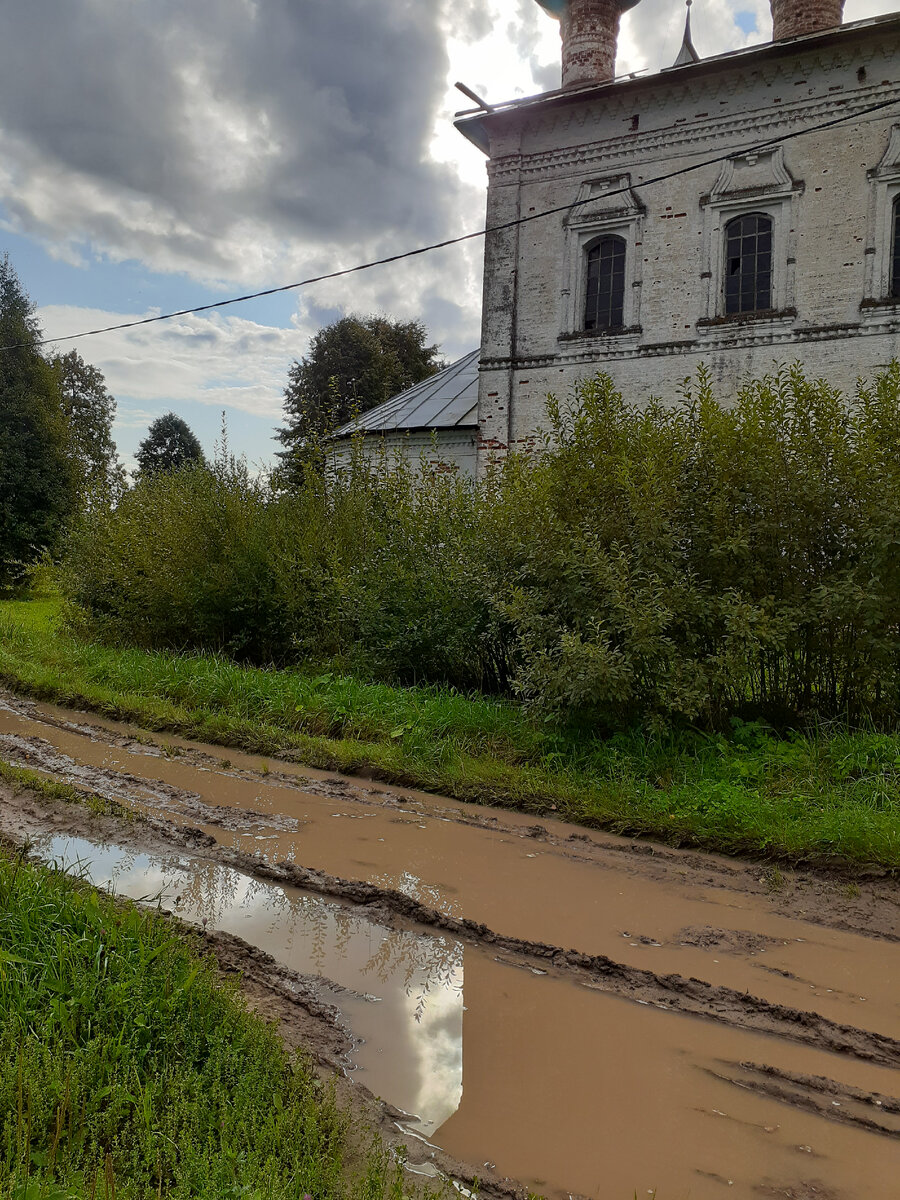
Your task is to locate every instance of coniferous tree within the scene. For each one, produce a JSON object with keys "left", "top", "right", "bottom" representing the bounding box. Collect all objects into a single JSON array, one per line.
[
  {"left": 0, "top": 254, "right": 74, "bottom": 588},
  {"left": 136, "top": 413, "right": 205, "bottom": 479}
]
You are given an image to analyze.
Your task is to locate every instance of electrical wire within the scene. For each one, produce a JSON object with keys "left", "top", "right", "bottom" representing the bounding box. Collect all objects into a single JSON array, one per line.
[{"left": 4, "top": 88, "right": 900, "bottom": 353}]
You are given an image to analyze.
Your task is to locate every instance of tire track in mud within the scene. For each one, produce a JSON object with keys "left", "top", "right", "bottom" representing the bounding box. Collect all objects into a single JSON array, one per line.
[
  {"left": 3, "top": 684, "right": 898, "bottom": 952},
  {"left": 0, "top": 732, "right": 302, "bottom": 832},
  {"left": 206, "top": 842, "right": 900, "bottom": 1071},
  {"left": 3, "top": 734, "right": 898, "bottom": 1073},
  {"left": 704, "top": 1062, "right": 900, "bottom": 1138}
]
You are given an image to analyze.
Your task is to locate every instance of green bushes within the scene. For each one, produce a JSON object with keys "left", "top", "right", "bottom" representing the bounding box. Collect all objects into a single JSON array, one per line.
[
  {"left": 495, "top": 365, "right": 900, "bottom": 726},
  {"left": 64, "top": 448, "right": 505, "bottom": 692},
  {"left": 63, "top": 364, "right": 900, "bottom": 729},
  {"left": 64, "top": 457, "right": 289, "bottom": 661}
]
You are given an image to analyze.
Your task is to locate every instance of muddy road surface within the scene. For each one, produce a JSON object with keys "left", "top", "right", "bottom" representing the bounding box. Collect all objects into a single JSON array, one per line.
[{"left": 0, "top": 688, "right": 898, "bottom": 1199}]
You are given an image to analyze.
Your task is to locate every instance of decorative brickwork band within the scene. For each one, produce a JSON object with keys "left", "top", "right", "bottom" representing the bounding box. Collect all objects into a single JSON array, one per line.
[
  {"left": 553, "top": 0, "right": 641, "bottom": 87},
  {"left": 770, "top": 0, "right": 844, "bottom": 41}
]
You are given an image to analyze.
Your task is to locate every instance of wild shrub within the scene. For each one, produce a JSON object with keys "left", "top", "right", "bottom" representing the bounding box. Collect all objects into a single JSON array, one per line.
[
  {"left": 314, "top": 450, "right": 508, "bottom": 689},
  {"left": 497, "top": 364, "right": 900, "bottom": 726},
  {"left": 64, "top": 458, "right": 289, "bottom": 660},
  {"left": 63, "top": 441, "right": 505, "bottom": 690},
  {"left": 62, "top": 364, "right": 900, "bottom": 728}
]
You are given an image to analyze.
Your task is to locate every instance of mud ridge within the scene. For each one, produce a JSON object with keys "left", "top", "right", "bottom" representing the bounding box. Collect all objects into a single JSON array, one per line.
[
  {"left": 739, "top": 1062, "right": 900, "bottom": 1114},
  {"left": 207, "top": 843, "right": 900, "bottom": 1068},
  {"left": 0, "top": 732, "right": 301, "bottom": 832},
  {"left": 190, "top": 926, "right": 351, "bottom": 1061},
  {"left": 704, "top": 1061, "right": 900, "bottom": 1138}
]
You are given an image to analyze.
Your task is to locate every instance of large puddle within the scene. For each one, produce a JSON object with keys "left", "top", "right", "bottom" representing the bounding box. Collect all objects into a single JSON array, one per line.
[
  {"left": 32, "top": 830, "right": 900, "bottom": 1200},
  {"left": 36, "top": 833, "right": 465, "bottom": 1139},
  {"left": 0, "top": 701, "right": 895, "bottom": 1037},
  {"left": 2, "top": 693, "right": 900, "bottom": 1198}
]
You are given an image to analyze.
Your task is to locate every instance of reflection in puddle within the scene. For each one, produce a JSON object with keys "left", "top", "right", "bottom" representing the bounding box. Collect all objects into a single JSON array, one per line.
[
  {"left": 35, "top": 834, "right": 464, "bottom": 1135},
  {"left": 25, "top": 835, "right": 900, "bottom": 1200}
]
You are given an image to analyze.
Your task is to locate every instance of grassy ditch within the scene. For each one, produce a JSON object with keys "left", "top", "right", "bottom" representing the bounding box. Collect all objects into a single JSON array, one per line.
[
  {"left": 0, "top": 840, "right": 421, "bottom": 1200},
  {"left": 0, "top": 601, "right": 898, "bottom": 872}
]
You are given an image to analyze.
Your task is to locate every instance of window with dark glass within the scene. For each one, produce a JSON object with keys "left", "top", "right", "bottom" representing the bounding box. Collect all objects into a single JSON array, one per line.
[
  {"left": 891, "top": 197, "right": 900, "bottom": 298},
  {"left": 724, "top": 213, "right": 773, "bottom": 315},
  {"left": 584, "top": 236, "right": 626, "bottom": 331}
]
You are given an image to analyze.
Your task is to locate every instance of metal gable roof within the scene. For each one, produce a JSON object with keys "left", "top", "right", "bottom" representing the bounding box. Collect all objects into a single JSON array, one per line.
[{"left": 333, "top": 349, "right": 480, "bottom": 438}]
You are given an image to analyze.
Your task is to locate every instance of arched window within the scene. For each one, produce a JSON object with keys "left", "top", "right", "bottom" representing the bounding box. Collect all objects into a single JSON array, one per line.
[
  {"left": 584, "top": 235, "right": 626, "bottom": 331},
  {"left": 891, "top": 196, "right": 900, "bottom": 298},
  {"left": 724, "top": 213, "right": 773, "bottom": 314}
]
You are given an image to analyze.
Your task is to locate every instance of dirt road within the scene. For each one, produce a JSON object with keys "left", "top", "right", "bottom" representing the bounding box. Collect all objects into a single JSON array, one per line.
[{"left": 0, "top": 687, "right": 898, "bottom": 1199}]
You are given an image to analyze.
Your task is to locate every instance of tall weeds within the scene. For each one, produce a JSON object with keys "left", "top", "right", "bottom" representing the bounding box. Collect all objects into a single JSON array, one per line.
[{"left": 62, "top": 364, "right": 900, "bottom": 729}]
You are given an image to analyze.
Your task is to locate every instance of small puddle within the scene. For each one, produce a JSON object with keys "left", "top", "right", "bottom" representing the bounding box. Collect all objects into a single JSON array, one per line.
[{"left": 30, "top": 832, "right": 900, "bottom": 1200}]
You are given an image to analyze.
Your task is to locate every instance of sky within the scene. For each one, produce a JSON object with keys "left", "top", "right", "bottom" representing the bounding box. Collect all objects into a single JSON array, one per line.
[{"left": 1, "top": 0, "right": 895, "bottom": 474}]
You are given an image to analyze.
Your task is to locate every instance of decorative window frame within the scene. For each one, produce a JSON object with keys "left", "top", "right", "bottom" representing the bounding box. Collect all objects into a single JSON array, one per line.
[
  {"left": 559, "top": 174, "right": 644, "bottom": 347},
  {"left": 862, "top": 125, "right": 900, "bottom": 306},
  {"left": 699, "top": 147, "right": 802, "bottom": 325}
]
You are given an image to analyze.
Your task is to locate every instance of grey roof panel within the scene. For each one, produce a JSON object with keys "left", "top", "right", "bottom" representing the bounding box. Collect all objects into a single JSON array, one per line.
[{"left": 334, "top": 349, "right": 480, "bottom": 436}]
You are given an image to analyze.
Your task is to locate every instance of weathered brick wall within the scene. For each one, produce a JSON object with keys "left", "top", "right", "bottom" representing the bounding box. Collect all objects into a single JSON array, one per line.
[
  {"left": 474, "top": 24, "right": 900, "bottom": 472},
  {"left": 560, "top": 0, "right": 637, "bottom": 87},
  {"left": 771, "top": 0, "right": 845, "bottom": 41}
]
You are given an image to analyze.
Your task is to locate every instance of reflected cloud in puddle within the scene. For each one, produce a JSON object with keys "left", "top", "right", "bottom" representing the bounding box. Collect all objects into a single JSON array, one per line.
[{"left": 34, "top": 834, "right": 464, "bottom": 1134}]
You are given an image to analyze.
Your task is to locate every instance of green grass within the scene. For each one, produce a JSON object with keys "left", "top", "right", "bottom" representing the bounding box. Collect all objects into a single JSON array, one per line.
[
  {"left": 0, "top": 600, "right": 898, "bottom": 872},
  {"left": 0, "top": 756, "right": 130, "bottom": 821},
  {"left": 0, "top": 597, "right": 62, "bottom": 635},
  {"left": 0, "top": 846, "right": 423, "bottom": 1200}
]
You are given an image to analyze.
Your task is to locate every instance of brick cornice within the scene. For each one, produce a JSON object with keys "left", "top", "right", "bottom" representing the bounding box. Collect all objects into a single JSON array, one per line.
[
  {"left": 487, "top": 77, "right": 900, "bottom": 185},
  {"left": 479, "top": 318, "right": 900, "bottom": 368}
]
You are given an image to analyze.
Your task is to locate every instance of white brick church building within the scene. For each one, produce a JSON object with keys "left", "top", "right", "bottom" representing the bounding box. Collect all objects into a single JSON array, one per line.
[{"left": 455, "top": 0, "right": 900, "bottom": 472}]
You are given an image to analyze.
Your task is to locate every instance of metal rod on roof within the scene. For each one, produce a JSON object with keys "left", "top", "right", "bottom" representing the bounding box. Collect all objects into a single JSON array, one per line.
[{"left": 455, "top": 81, "right": 494, "bottom": 111}]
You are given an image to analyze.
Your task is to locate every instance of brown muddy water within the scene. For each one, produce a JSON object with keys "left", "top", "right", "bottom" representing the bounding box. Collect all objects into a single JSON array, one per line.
[{"left": 1, "top": 690, "right": 899, "bottom": 1199}]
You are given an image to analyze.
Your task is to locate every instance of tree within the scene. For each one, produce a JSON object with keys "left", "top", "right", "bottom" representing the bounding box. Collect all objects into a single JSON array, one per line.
[
  {"left": 136, "top": 413, "right": 205, "bottom": 479},
  {"left": 276, "top": 314, "right": 442, "bottom": 483},
  {"left": 0, "top": 254, "right": 75, "bottom": 589},
  {"left": 51, "top": 349, "right": 125, "bottom": 510}
]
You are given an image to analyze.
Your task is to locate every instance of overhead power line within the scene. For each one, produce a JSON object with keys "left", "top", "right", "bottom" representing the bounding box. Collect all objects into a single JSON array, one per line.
[{"left": 4, "top": 89, "right": 900, "bottom": 353}]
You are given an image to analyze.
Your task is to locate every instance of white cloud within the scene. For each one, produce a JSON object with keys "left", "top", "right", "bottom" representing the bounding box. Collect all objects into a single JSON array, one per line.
[
  {"left": 39, "top": 304, "right": 299, "bottom": 419},
  {"left": 0, "top": 0, "right": 488, "bottom": 354}
]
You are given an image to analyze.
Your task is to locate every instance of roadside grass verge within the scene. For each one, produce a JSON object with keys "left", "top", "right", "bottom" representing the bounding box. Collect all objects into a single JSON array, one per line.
[
  {"left": 0, "top": 601, "right": 898, "bottom": 872},
  {"left": 0, "top": 845, "right": 421, "bottom": 1200}
]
